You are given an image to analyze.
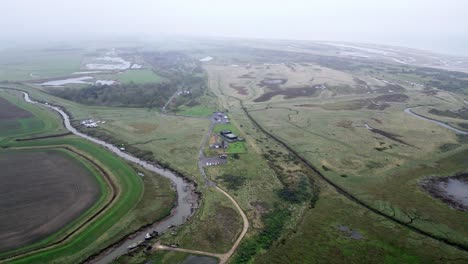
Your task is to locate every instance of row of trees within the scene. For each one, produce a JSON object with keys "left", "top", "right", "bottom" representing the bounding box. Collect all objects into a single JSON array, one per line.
[{"left": 51, "top": 82, "right": 177, "bottom": 108}]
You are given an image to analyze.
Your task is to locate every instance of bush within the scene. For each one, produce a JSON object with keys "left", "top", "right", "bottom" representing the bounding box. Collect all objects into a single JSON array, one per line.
[
  {"left": 232, "top": 208, "right": 290, "bottom": 263},
  {"left": 218, "top": 174, "right": 246, "bottom": 190}
]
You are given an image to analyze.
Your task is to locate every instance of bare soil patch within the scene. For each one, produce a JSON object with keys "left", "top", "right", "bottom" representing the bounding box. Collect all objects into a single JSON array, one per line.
[
  {"left": 238, "top": 74, "right": 256, "bottom": 79},
  {"left": 257, "top": 78, "right": 288, "bottom": 89},
  {"left": 254, "top": 86, "right": 319, "bottom": 102},
  {"left": 336, "top": 120, "right": 354, "bottom": 131},
  {"left": 130, "top": 123, "right": 158, "bottom": 134},
  {"left": 0, "top": 97, "right": 33, "bottom": 119},
  {"left": 229, "top": 84, "right": 248, "bottom": 95},
  {"left": 0, "top": 149, "right": 101, "bottom": 252},
  {"left": 367, "top": 127, "right": 415, "bottom": 148}
]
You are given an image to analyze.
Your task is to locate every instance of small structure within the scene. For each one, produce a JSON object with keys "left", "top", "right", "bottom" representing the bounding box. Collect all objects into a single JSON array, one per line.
[
  {"left": 220, "top": 130, "right": 240, "bottom": 142},
  {"left": 81, "top": 119, "right": 98, "bottom": 128},
  {"left": 220, "top": 130, "right": 232, "bottom": 135},
  {"left": 177, "top": 90, "right": 191, "bottom": 96},
  {"left": 223, "top": 133, "right": 238, "bottom": 141}
]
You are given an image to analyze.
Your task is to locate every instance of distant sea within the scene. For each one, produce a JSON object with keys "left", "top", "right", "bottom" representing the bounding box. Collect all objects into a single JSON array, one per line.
[{"left": 380, "top": 35, "right": 468, "bottom": 57}]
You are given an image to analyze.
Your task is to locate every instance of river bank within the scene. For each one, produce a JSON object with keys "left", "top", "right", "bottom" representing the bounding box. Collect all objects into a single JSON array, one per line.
[{"left": 20, "top": 91, "right": 200, "bottom": 264}]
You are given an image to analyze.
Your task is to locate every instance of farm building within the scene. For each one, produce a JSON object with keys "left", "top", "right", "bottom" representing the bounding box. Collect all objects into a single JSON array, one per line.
[
  {"left": 219, "top": 130, "right": 240, "bottom": 142},
  {"left": 223, "top": 133, "right": 238, "bottom": 141}
]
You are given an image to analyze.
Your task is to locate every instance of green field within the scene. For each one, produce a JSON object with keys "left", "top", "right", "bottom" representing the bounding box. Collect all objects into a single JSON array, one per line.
[
  {"left": 175, "top": 105, "right": 214, "bottom": 117},
  {"left": 226, "top": 141, "right": 246, "bottom": 154},
  {"left": 116, "top": 69, "right": 164, "bottom": 84},
  {"left": 0, "top": 48, "right": 83, "bottom": 81},
  {"left": 0, "top": 90, "right": 66, "bottom": 141}
]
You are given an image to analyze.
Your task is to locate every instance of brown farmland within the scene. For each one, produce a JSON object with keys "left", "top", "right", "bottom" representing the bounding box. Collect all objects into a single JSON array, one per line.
[
  {"left": 0, "top": 97, "right": 33, "bottom": 119},
  {"left": 0, "top": 149, "right": 101, "bottom": 252}
]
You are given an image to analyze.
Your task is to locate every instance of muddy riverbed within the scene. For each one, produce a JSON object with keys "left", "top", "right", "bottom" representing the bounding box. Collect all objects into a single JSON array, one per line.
[
  {"left": 421, "top": 173, "right": 468, "bottom": 211},
  {"left": 21, "top": 92, "right": 199, "bottom": 263}
]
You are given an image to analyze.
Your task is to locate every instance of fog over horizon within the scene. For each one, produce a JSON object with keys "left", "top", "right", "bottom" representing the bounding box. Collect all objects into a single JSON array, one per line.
[{"left": 2, "top": 0, "right": 468, "bottom": 56}]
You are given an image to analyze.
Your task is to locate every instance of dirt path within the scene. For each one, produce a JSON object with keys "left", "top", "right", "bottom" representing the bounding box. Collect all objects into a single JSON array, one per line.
[
  {"left": 154, "top": 187, "right": 249, "bottom": 264},
  {"left": 155, "top": 113, "right": 250, "bottom": 263},
  {"left": 153, "top": 187, "right": 249, "bottom": 264}
]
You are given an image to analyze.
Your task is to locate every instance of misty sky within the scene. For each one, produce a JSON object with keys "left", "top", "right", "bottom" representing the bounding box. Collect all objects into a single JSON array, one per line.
[{"left": 3, "top": 0, "right": 468, "bottom": 54}]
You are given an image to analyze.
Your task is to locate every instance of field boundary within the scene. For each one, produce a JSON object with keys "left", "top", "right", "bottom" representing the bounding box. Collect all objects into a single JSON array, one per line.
[{"left": 0, "top": 145, "right": 119, "bottom": 262}]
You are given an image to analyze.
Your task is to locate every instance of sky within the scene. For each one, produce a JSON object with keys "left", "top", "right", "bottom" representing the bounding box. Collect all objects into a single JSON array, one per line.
[{"left": 2, "top": 0, "right": 468, "bottom": 55}]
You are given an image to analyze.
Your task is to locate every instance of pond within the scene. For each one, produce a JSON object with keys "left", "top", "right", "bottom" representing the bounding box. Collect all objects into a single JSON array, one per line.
[{"left": 421, "top": 173, "right": 468, "bottom": 211}]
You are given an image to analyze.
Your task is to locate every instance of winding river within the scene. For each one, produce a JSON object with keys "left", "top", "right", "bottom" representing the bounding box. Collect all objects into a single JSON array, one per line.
[
  {"left": 21, "top": 92, "right": 199, "bottom": 264},
  {"left": 404, "top": 107, "right": 468, "bottom": 135}
]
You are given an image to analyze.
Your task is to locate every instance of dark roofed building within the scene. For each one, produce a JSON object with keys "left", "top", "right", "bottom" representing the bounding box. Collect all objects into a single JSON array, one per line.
[
  {"left": 224, "top": 133, "right": 238, "bottom": 140},
  {"left": 220, "top": 130, "right": 232, "bottom": 135}
]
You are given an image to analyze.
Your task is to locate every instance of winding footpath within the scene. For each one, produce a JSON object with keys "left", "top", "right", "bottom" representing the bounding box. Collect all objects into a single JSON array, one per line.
[{"left": 154, "top": 185, "right": 249, "bottom": 264}]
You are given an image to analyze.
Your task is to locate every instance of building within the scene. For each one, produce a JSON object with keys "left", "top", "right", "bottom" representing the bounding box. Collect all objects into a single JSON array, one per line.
[
  {"left": 220, "top": 130, "right": 232, "bottom": 135},
  {"left": 223, "top": 133, "right": 238, "bottom": 141}
]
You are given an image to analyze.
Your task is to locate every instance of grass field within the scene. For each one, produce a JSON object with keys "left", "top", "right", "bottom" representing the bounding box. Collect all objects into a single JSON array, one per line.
[
  {"left": 161, "top": 187, "right": 242, "bottom": 253},
  {"left": 0, "top": 48, "right": 83, "bottom": 81},
  {"left": 175, "top": 104, "right": 214, "bottom": 117},
  {"left": 0, "top": 90, "right": 65, "bottom": 141},
  {"left": 226, "top": 141, "right": 247, "bottom": 154},
  {"left": 255, "top": 179, "right": 468, "bottom": 264}
]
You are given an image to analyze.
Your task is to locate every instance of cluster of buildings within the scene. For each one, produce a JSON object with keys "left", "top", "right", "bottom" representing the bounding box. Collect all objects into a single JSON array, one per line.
[
  {"left": 177, "top": 90, "right": 191, "bottom": 96},
  {"left": 214, "top": 112, "right": 230, "bottom": 123}
]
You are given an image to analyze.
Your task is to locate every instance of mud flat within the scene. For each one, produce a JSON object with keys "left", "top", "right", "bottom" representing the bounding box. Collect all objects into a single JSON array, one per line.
[{"left": 421, "top": 173, "right": 468, "bottom": 211}]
